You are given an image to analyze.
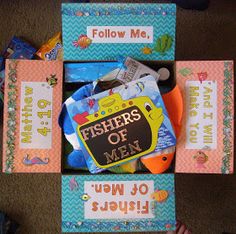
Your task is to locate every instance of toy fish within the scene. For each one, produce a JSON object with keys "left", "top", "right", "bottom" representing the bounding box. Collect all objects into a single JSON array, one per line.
[
  {"left": 23, "top": 154, "right": 49, "bottom": 165},
  {"left": 73, "top": 35, "right": 92, "bottom": 49},
  {"left": 141, "top": 146, "right": 175, "bottom": 174},
  {"left": 142, "top": 46, "right": 152, "bottom": 54},
  {"left": 150, "top": 189, "right": 169, "bottom": 203},
  {"left": 46, "top": 74, "right": 57, "bottom": 87},
  {"left": 80, "top": 193, "right": 91, "bottom": 201}
]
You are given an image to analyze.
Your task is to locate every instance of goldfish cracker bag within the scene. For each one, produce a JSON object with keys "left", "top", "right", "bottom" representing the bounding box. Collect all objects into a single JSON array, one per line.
[{"left": 36, "top": 32, "right": 63, "bottom": 61}]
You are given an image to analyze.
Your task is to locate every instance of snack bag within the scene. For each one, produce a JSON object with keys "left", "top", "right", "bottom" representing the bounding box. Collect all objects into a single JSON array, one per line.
[
  {"left": 65, "top": 61, "right": 125, "bottom": 83},
  {"left": 2, "top": 37, "right": 36, "bottom": 63},
  {"left": 36, "top": 32, "right": 63, "bottom": 61}
]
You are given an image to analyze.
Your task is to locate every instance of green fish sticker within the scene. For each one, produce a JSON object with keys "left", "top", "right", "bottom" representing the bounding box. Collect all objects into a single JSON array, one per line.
[{"left": 154, "top": 34, "right": 173, "bottom": 55}]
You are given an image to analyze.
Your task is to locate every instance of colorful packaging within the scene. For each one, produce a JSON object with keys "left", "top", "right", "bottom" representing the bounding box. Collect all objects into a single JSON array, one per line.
[
  {"left": 36, "top": 32, "right": 63, "bottom": 61},
  {"left": 119, "top": 57, "right": 160, "bottom": 82},
  {"left": 64, "top": 61, "right": 125, "bottom": 83},
  {"left": 66, "top": 76, "right": 176, "bottom": 173},
  {"left": 175, "top": 61, "right": 234, "bottom": 174},
  {"left": 2, "top": 37, "right": 36, "bottom": 62}
]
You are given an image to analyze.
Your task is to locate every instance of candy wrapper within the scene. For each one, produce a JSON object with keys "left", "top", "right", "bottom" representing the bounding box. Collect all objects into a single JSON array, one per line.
[
  {"left": 2, "top": 37, "right": 36, "bottom": 64},
  {"left": 36, "top": 32, "right": 63, "bottom": 61}
]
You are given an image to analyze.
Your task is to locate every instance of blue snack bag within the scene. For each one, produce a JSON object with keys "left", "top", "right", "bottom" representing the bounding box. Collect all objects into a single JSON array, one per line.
[
  {"left": 65, "top": 61, "right": 125, "bottom": 83},
  {"left": 2, "top": 37, "right": 36, "bottom": 63}
]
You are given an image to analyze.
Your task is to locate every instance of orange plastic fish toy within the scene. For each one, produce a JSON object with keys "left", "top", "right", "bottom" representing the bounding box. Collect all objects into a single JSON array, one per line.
[{"left": 73, "top": 35, "right": 92, "bottom": 49}]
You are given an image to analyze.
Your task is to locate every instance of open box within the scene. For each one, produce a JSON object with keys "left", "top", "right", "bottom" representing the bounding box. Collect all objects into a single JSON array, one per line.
[{"left": 1, "top": 3, "right": 234, "bottom": 233}]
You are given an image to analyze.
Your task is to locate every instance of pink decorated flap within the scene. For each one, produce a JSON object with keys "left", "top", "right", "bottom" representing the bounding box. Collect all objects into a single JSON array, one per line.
[
  {"left": 175, "top": 61, "right": 234, "bottom": 174},
  {"left": 2, "top": 60, "right": 63, "bottom": 173}
]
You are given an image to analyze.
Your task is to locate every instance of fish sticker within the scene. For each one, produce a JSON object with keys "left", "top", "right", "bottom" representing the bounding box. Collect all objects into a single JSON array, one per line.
[
  {"left": 150, "top": 188, "right": 169, "bottom": 203},
  {"left": 154, "top": 34, "right": 173, "bottom": 55},
  {"left": 80, "top": 193, "right": 91, "bottom": 201},
  {"left": 46, "top": 74, "right": 57, "bottom": 87},
  {"left": 73, "top": 35, "right": 92, "bottom": 49},
  {"left": 141, "top": 46, "right": 152, "bottom": 55},
  {"left": 23, "top": 154, "right": 49, "bottom": 165},
  {"left": 193, "top": 150, "right": 208, "bottom": 168},
  {"left": 197, "top": 72, "right": 208, "bottom": 83}
]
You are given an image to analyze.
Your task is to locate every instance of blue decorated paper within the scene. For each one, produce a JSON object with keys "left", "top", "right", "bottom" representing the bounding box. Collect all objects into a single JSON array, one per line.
[
  {"left": 62, "top": 174, "right": 176, "bottom": 232},
  {"left": 66, "top": 76, "right": 176, "bottom": 173},
  {"left": 62, "top": 3, "right": 176, "bottom": 61}
]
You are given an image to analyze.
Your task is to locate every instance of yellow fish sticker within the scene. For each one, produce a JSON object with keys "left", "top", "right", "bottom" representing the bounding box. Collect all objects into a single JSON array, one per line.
[{"left": 80, "top": 193, "right": 91, "bottom": 201}]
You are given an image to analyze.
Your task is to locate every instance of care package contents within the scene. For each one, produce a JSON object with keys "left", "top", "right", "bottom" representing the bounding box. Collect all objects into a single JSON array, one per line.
[
  {"left": 36, "top": 32, "right": 63, "bottom": 61},
  {"left": 60, "top": 70, "right": 177, "bottom": 174}
]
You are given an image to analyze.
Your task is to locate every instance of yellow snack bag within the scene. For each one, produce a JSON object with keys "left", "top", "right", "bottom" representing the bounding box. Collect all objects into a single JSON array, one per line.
[{"left": 36, "top": 32, "right": 63, "bottom": 60}]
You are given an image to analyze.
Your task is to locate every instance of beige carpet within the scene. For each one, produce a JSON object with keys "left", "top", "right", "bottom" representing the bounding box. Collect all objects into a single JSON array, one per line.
[{"left": 0, "top": 0, "right": 236, "bottom": 233}]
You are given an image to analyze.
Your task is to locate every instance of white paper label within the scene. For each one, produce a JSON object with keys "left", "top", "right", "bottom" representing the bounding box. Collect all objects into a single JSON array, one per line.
[
  {"left": 20, "top": 82, "right": 53, "bottom": 149},
  {"left": 185, "top": 81, "right": 217, "bottom": 149},
  {"left": 87, "top": 26, "right": 153, "bottom": 43},
  {"left": 84, "top": 180, "right": 155, "bottom": 219}
]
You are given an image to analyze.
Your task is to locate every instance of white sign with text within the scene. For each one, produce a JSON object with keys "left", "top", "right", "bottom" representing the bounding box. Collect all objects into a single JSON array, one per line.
[
  {"left": 84, "top": 180, "right": 155, "bottom": 219},
  {"left": 87, "top": 26, "right": 153, "bottom": 43}
]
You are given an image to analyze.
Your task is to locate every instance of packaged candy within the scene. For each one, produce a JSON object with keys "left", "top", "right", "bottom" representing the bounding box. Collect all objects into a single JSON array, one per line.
[
  {"left": 64, "top": 61, "right": 125, "bottom": 83},
  {"left": 2, "top": 37, "right": 36, "bottom": 63},
  {"left": 36, "top": 32, "right": 63, "bottom": 61}
]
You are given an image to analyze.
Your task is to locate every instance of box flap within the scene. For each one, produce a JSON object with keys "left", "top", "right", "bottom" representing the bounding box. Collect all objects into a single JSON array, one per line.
[
  {"left": 175, "top": 60, "right": 234, "bottom": 174},
  {"left": 2, "top": 60, "right": 63, "bottom": 173},
  {"left": 62, "top": 174, "right": 176, "bottom": 233},
  {"left": 62, "top": 3, "right": 176, "bottom": 61}
]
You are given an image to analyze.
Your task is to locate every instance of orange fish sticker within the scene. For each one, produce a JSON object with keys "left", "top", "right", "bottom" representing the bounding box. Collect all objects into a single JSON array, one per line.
[
  {"left": 150, "top": 189, "right": 169, "bottom": 203},
  {"left": 73, "top": 34, "right": 92, "bottom": 49}
]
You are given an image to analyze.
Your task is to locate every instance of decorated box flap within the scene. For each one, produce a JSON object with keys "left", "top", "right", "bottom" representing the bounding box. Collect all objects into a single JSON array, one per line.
[
  {"left": 62, "top": 3, "right": 176, "bottom": 61},
  {"left": 175, "top": 61, "right": 234, "bottom": 174},
  {"left": 62, "top": 174, "right": 176, "bottom": 233},
  {"left": 66, "top": 76, "right": 176, "bottom": 173},
  {"left": 2, "top": 60, "right": 63, "bottom": 173}
]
